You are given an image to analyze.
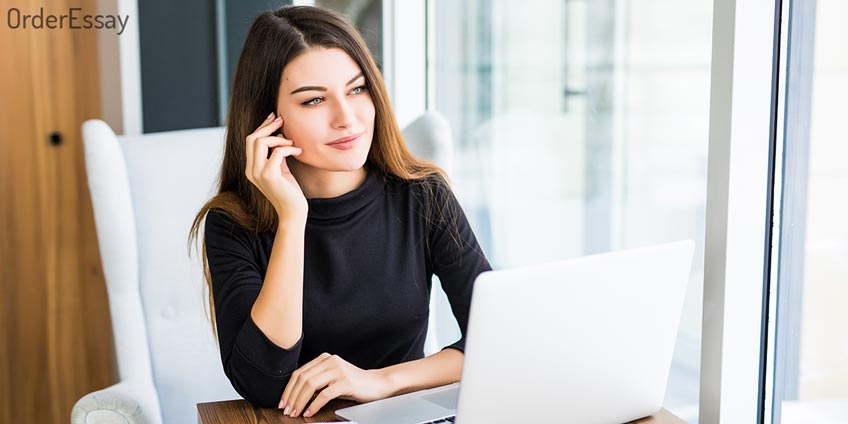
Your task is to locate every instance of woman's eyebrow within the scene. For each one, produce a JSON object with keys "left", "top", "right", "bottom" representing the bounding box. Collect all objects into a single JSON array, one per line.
[{"left": 290, "top": 73, "right": 364, "bottom": 95}]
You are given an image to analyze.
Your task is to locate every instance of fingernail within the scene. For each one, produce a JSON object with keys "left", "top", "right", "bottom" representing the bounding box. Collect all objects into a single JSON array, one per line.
[
  {"left": 284, "top": 406, "right": 290, "bottom": 415},
  {"left": 305, "top": 409, "right": 311, "bottom": 417},
  {"left": 267, "top": 112, "right": 274, "bottom": 120},
  {"left": 274, "top": 116, "right": 282, "bottom": 122},
  {"left": 278, "top": 399, "right": 284, "bottom": 409}
]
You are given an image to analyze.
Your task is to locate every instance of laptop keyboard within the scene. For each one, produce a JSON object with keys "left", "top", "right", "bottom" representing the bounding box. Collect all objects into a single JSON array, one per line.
[{"left": 421, "top": 416, "right": 455, "bottom": 424}]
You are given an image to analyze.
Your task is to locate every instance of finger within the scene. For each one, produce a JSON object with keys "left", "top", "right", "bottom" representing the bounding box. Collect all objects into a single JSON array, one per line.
[
  {"left": 275, "top": 133, "right": 295, "bottom": 145},
  {"left": 287, "top": 356, "right": 339, "bottom": 416},
  {"left": 291, "top": 368, "right": 338, "bottom": 417},
  {"left": 258, "top": 137, "right": 294, "bottom": 159},
  {"left": 303, "top": 380, "right": 347, "bottom": 418},
  {"left": 246, "top": 116, "right": 283, "bottom": 171},
  {"left": 282, "top": 353, "right": 330, "bottom": 406},
  {"left": 251, "top": 136, "right": 290, "bottom": 178},
  {"left": 281, "top": 353, "right": 332, "bottom": 409},
  {"left": 245, "top": 112, "right": 275, "bottom": 176},
  {"left": 265, "top": 146, "right": 302, "bottom": 174},
  {"left": 275, "top": 135, "right": 301, "bottom": 156},
  {"left": 287, "top": 361, "right": 333, "bottom": 416},
  {"left": 262, "top": 135, "right": 293, "bottom": 144},
  {"left": 258, "top": 136, "right": 293, "bottom": 147},
  {"left": 255, "top": 112, "right": 279, "bottom": 136},
  {"left": 254, "top": 114, "right": 283, "bottom": 139},
  {"left": 255, "top": 129, "right": 293, "bottom": 144},
  {"left": 264, "top": 147, "right": 301, "bottom": 182}
]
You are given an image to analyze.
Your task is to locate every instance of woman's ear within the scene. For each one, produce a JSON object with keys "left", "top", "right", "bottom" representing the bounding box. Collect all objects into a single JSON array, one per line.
[
  {"left": 277, "top": 122, "right": 289, "bottom": 140},
  {"left": 275, "top": 128, "right": 289, "bottom": 139}
]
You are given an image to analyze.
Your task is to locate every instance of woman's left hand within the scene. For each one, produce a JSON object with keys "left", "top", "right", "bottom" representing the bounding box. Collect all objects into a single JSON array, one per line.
[{"left": 278, "top": 352, "right": 396, "bottom": 418}]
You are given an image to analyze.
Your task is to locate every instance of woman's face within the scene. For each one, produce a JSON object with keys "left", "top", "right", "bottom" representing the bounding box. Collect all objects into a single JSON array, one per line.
[{"left": 277, "top": 47, "right": 375, "bottom": 172}]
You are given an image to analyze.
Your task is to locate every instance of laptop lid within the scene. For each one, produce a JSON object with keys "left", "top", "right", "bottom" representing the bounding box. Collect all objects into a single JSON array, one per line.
[{"left": 455, "top": 240, "right": 694, "bottom": 424}]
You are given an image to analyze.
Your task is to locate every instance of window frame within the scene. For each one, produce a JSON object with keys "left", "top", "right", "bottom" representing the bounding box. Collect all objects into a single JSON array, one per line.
[
  {"left": 766, "top": 0, "right": 818, "bottom": 422},
  {"left": 383, "top": 0, "right": 428, "bottom": 128},
  {"left": 700, "top": 0, "right": 783, "bottom": 422}
]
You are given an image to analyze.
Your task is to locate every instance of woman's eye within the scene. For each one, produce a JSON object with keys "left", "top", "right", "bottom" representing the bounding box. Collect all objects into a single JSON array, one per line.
[
  {"left": 301, "top": 86, "right": 367, "bottom": 107},
  {"left": 303, "top": 97, "right": 323, "bottom": 106}
]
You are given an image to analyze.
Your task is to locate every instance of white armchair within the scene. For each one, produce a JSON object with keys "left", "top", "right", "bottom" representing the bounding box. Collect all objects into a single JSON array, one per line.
[{"left": 72, "top": 111, "right": 455, "bottom": 424}]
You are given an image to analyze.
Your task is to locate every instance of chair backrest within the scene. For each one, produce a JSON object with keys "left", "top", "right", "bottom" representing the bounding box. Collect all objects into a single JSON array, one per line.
[
  {"left": 82, "top": 111, "right": 453, "bottom": 423},
  {"left": 401, "top": 111, "right": 454, "bottom": 176},
  {"left": 83, "top": 120, "right": 236, "bottom": 424}
]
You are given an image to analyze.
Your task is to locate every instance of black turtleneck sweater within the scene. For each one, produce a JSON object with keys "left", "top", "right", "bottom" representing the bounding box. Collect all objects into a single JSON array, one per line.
[{"left": 204, "top": 166, "right": 492, "bottom": 407}]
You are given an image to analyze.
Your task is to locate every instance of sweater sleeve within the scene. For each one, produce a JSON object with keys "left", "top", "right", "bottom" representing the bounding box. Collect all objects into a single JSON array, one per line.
[
  {"left": 425, "top": 178, "right": 493, "bottom": 353},
  {"left": 204, "top": 209, "right": 303, "bottom": 407}
]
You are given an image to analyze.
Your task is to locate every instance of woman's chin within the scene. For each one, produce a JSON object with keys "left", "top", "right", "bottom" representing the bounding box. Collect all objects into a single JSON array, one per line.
[
  {"left": 331, "top": 156, "right": 369, "bottom": 172},
  {"left": 289, "top": 154, "right": 368, "bottom": 173}
]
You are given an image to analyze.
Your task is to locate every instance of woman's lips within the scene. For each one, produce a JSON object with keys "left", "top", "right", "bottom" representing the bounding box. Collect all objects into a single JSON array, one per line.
[{"left": 326, "top": 133, "right": 362, "bottom": 150}]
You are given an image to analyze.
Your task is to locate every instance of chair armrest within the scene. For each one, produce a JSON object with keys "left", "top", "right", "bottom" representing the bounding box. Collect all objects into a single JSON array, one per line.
[{"left": 71, "top": 379, "right": 161, "bottom": 424}]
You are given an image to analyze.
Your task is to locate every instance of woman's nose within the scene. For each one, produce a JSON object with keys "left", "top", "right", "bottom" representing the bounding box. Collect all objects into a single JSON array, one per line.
[{"left": 332, "top": 99, "right": 356, "bottom": 128}]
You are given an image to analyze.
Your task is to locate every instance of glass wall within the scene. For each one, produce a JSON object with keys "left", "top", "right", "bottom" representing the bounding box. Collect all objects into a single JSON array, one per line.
[
  {"left": 433, "top": 1, "right": 714, "bottom": 421},
  {"left": 770, "top": 0, "right": 848, "bottom": 422}
]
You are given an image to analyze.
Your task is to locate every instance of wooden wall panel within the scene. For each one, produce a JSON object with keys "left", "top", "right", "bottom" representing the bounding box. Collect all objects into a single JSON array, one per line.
[{"left": 0, "top": 0, "right": 118, "bottom": 422}]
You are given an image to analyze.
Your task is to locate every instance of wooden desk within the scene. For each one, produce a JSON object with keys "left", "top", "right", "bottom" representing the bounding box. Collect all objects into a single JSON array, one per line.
[{"left": 197, "top": 398, "right": 686, "bottom": 423}]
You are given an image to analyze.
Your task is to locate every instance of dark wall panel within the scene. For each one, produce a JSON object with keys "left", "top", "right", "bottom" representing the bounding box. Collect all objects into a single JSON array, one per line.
[{"left": 139, "top": 0, "right": 219, "bottom": 132}]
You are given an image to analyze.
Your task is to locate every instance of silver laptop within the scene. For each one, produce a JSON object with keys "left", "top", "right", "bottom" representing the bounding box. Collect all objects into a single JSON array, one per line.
[{"left": 336, "top": 240, "right": 695, "bottom": 424}]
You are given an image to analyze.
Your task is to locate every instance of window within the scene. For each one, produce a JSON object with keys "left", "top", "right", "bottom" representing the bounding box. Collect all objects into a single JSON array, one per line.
[{"left": 432, "top": 1, "right": 714, "bottom": 420}]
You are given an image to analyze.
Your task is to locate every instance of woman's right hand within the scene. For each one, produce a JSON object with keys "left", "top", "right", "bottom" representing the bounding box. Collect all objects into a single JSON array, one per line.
[{"left": 245, "top": 112, "right": 308, "bottom": 220}]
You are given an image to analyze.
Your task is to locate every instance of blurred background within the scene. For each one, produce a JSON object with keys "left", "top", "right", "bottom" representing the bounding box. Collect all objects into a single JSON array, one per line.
[{"left": 1, "top": 0, "right": 844, "bottom": 423}]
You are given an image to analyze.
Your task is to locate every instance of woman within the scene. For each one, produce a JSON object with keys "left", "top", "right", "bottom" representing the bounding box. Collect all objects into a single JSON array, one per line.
[{"left": 188, "top": 5, "right": 491, "bottom": 418}]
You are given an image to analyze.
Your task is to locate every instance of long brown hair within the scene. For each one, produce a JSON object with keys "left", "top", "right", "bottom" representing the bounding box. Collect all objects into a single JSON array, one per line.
[{"left": 187, "top": 5, "right": 457, "bottom": 340}]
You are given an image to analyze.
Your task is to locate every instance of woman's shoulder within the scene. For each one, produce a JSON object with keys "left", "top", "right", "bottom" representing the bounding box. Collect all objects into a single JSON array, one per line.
[
  {"left": 203, "top": 206, "right": 268, "bottom": 258},
  {"left": 206, "top": 207, "right": 236, "bottom": 227},
  {"left": 380, "top": 169, "right": 451, "bottom": 204},
  {"left": 205, "top": 208, "right": 241, "bottom": 241},
  {"left": 205, "top": 207, "right": 260, "bottom": 239}
]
